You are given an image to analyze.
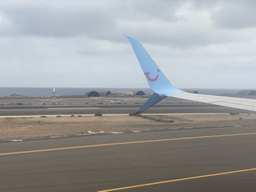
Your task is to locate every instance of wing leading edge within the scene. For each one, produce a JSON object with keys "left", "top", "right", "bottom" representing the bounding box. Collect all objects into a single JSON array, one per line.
[{"left": 124, "top": 35, "right": 256, "bottom": 114}]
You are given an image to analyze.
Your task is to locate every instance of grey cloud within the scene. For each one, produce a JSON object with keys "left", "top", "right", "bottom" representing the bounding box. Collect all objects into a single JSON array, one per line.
[
  {"left": 1, "top": 0, "right": 179, "bottom": 38},
  {"left": 0, "top": 0, "right": 254, "bottom": 49},
  {"left": 4, "top": 8, "right": 114, "bottom": 37},
  {"left": 123, "top": 30, "right": 241, "bottom": 49},
  {"left": 213, "top": 2, "right": 256, "bottom": 29},
  {"left": 135, "top": 0, "right": 179, "bottom": 21}
]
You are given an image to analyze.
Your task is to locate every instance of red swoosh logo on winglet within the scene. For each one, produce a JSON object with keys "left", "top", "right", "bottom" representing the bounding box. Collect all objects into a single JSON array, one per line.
[{"left": 145, "top": 69, "right": 160, "bottom": 82}]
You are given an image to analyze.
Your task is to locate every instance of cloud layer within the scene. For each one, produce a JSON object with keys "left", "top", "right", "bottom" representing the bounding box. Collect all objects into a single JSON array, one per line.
[{"left": 0, "top": 0, "right": 256, "bottom": 88}]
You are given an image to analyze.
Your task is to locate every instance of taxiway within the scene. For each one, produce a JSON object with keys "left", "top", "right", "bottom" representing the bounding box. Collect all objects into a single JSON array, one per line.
[{"left": 1, "top": 125, "right": 256, "bottom": 191}]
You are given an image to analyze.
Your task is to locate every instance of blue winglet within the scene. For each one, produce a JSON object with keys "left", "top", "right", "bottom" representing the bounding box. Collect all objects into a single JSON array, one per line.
[
  {"left": 124, "top": 35, "right": 183, "bottom": 96},
  {"left": 130, "top": 92, "right": 167, "bottom": 115},
  {"left": 138, "top": 92, "right": 167, "bottom": 112}
]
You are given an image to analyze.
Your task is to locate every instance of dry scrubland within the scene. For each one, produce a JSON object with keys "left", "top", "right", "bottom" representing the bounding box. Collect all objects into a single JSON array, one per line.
[{"left": 1, "top": 113, "right": 256, "bottom": 141}]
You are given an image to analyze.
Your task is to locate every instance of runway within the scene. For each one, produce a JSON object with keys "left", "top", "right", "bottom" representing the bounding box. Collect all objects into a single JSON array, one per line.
[
  {"left": 1, "top": 125, "right": 256, "bottom": 191},
  {"left": 0, "top": 104, "right": 244, "bottom": 116}
]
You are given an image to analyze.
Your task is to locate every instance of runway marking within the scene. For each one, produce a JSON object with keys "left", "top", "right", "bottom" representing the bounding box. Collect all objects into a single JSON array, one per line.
[
  {"left": 1, "top": 132, "right": 256, "bottom": 156},
  {"left": 47, "top": 107, "right": 99, "bottom": 110},
  {"left": 98, "top": 167, "right": 256, "bottom": 192}
]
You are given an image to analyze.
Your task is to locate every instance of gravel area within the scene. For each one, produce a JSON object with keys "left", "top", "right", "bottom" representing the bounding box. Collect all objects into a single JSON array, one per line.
[{"left": 1, "top": 113, "right": 256, "bottom": 141}]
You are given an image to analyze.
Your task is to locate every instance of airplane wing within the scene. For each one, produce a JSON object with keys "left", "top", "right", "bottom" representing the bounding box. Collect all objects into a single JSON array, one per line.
[
  {"left": 124, "top": 35, "right": 256, "bottom": 115},
  {"left": 169, "top": 92, "right": 256, "bottom": 112}
]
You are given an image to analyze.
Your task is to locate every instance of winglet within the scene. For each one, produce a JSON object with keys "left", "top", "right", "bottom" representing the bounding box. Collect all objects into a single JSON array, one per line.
[{"left": 124, "top": 35, "right": 183, "bottom": 95}]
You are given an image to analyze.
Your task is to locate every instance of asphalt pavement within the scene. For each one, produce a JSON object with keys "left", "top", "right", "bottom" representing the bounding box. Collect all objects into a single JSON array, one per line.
[
  {"left": 0, "top": 104, "right": 245, "bottom": 116},
  {"left": 1, "top": 125, "right": 256, "bottom": 191}
]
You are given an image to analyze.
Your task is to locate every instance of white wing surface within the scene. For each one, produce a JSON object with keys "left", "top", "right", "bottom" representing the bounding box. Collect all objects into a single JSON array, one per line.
[{"left": 169, "top": 92, "right": 256, "bottom": 112}]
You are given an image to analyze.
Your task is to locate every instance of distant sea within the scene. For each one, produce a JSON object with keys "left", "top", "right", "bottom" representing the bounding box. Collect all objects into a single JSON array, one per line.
[
  {"left": 0, "top": 87, "right": 244, "bottom": 97},
  {"left": 0, "top": 87, "right": 153, "bottom": 97}
]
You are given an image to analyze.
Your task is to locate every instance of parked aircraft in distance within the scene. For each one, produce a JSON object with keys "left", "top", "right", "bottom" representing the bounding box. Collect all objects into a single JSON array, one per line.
[{"left": 124, "top": 35, "right": 256, "bottom": 115}]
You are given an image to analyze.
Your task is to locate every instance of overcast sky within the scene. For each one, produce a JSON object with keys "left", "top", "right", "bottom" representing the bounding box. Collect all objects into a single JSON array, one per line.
[{"left": 0, "top": 0, "right": 255, "bottom": 89}]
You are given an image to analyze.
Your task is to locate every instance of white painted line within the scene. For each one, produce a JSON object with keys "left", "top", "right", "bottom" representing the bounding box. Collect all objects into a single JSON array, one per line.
[
  {"left": 98, "top": 131, "right": 105, "bottom": 133},
  {"left": 88, "top": 131, "right": 96, "bottom": 134},
  {"left": 47, "top": 107, "right": 99, "bottom": 110},
  {"left": 111, "top": 132, "right": 124, "bottom": 134},
  {"left": 88, "top": 131, "right": 105, "bottom": 134},
  {"left": 0, "top": 109, "right": 46, "bottom": 111}
]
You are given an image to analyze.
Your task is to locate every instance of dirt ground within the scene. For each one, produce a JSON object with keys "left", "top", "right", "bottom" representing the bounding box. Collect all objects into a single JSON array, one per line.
[{"left": 1, "top": 113, "right": 256, "bottom": 141}]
